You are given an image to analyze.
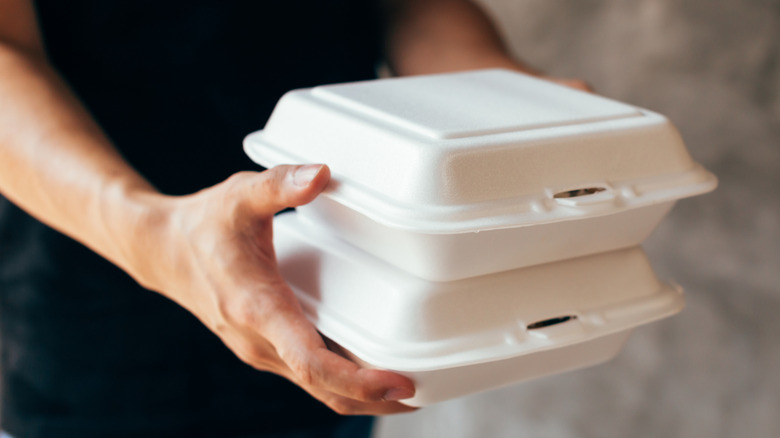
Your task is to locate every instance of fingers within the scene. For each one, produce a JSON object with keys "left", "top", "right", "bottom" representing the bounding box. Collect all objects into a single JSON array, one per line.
[
  {"left": 258, "top": 292, "right": 416, "bottom": 404},
  {"left": 548, "top": 77, "right": 594, "bottom": 93},
  {"left": 267, "top": 355, "right": 418, "bottom": 416},
  {"left": 228, "top": 287, "right": 418, "bottom": 414},
  {"left": 209, "top": 165, "right": 417, "bottom": 415},
  {"left": 307, "top": 386, "right": 419, "bottom": 416},
  {"left": 508, "top": 64, "right": 593, "bottom": 93},
  {"left": 238, "top": 164, "right": 331, "bottom": 217},
  {"left": 226, "top": 327, "right": 417, "bottom": 415}
]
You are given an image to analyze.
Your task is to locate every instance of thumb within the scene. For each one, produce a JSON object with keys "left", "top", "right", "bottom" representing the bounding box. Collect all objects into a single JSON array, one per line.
[{"left": 248, "top": 164, "right": 331, "bottom": 217}]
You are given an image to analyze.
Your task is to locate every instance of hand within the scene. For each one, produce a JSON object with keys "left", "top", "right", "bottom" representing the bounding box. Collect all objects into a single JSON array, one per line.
[
  {"left": 131, "top": 164, "right": 417, "bottom": 415},
  {"left": 506, "top": 61, "right": 594, "bottom": 93},
  {"left": 544, "top": 76, "right": 594, "bottom": 93}
]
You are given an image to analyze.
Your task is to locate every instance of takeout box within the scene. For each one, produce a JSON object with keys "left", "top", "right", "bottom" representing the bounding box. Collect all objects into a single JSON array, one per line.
[
  {"left": 246, "top": 69, "right": 717, "bottom": 281},
  {"left": 274, "top": 212, "right": 685, "bottom": 406}
]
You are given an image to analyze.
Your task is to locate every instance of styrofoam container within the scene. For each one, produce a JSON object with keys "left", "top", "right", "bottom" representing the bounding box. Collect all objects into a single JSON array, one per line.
[
  {"left": 273, "top": 212, "right": 685, "bottom": 406},
  {"left": 246, "top": 69, "right": 717, "bottom": 280}
]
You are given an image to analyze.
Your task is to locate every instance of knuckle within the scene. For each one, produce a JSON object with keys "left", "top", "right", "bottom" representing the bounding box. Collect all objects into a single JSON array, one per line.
[
  {"left": 217, "top": 172, "right": 256, "bottom": 217},
  {"left": 233, "top": 307, "right": 256, "bottom": 329},
  {"left": 258, "top": 172, "right": 287, "bottom": 204},
  {"left": 245, "top": 289, "right": 288, "bottom": 329},
  {"left": 211, "top": 316, "right": 230, "bottom": 338},
  {"left": 221, "top": 294, "right": 256, "bottom": 328},
  {"left": 328, "top": 399, "right": 357, "bottom": 416},
  {"left": 297, "top": 363, "right": 317, "bottom": 388},
  {"left": 352, "top": 386, "right": 376, "bottom": 403},
  {"left": 288, "top": 356, "right": 317, "bottom": 388},
  {"left": 223, "top": 171, "right": 256, "bottom": 198},
  {"left": 237, "top": 305, "right": 258, "bottom": 328},
  {"left": 234, "top": 348, "right": 257, "bottom": 367},
  {"left": 229, "top": 340, "right": 256, "bottom": 364},
  {"left": 236, "top": 344, "right": 273, "bottom": 371},
  {"left": 225, "top": 171, "right": 255, "bottom": 185}
]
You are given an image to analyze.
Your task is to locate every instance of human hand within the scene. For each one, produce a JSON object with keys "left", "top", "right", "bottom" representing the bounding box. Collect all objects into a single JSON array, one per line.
[
  {"left": 506, "top": 62, "right": 593, "bottom": 92},
  {"left": 130, "top": 164, "right": 417, "bottom": 415},
  {"left": 544, "top": 76, "right": 594, "bottom": 93}
]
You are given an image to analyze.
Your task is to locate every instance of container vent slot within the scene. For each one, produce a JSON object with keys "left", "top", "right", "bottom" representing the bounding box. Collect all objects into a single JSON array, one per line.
[
  {"left": 527, "top": 315, "right": 576, "bottom": 330},
  {"left": 554, "top": 187, "right": 606, "bottom": 199}
]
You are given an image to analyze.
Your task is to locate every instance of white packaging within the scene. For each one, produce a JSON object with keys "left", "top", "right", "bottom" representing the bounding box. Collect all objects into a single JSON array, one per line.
[
  {"left": 246, "top": 69, "right": 717, "bottom": 280},
  {"left": 273, "top": 213, "right": 685, "bottom": 406}
]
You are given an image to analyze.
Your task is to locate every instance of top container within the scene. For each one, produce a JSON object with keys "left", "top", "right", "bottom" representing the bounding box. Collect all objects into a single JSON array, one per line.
[{"left": 245, "top": 69, "right": 717, "bottom": 280}]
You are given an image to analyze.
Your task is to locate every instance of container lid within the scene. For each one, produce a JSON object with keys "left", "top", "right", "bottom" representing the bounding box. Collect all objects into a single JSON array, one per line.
[
  {"left": 246, "top": 69, "right": 717, "bottom": 233},
  {"left": 307, "top": 69, "right": 641, "bottom": 139},
  {"left": 274, "top": 212, "right": 685, "bottom": 372}
]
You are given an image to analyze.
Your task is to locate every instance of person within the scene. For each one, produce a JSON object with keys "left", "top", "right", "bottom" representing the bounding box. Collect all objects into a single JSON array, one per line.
[{"left": 0, "top": 1, "right": 590, "bottom": 437}]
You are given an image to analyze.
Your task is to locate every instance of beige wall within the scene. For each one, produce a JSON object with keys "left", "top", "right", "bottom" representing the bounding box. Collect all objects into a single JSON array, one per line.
[{"left": 378, "top": 1, "right": 780, "bottom": 437}]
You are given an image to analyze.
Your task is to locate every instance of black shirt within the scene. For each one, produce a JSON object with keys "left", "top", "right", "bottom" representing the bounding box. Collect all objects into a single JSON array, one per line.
[{"left": 0, "top": 1, "right": 383, "bottom": 437}]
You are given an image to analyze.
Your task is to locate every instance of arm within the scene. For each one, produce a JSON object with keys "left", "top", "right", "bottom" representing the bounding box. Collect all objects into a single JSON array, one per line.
[
  {"left": 386, "top": 0, "right": 591, "bottom": 90},
  {"left": 0, "top": 0, "right": 415, "bottom": 415}
]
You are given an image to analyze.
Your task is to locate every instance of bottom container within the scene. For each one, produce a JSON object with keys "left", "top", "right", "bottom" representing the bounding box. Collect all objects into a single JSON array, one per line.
[
  {"left": 337, "top": 330, "right": 633, "bottom": 407},
  {"left": 273, "top": 212, "right": 685, "bottom": 406}
]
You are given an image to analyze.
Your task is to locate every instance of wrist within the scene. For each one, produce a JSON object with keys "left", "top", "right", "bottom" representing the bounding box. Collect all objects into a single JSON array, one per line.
[{"left": 97, "top": 178, "right": 175, "bottom": 291}]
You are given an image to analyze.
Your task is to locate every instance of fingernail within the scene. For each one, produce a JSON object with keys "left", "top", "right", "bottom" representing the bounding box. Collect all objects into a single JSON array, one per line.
[
  {"left": 293, "top": 164, "right": 323, "bottom": 187},
  {"left": 383, "top": 387, "right": 414, "bottom": 402}
]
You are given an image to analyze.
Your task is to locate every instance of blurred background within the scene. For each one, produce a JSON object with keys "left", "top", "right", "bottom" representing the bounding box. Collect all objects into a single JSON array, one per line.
[{"left": 377, "top": 1, "right": 780, "bottom": 437}]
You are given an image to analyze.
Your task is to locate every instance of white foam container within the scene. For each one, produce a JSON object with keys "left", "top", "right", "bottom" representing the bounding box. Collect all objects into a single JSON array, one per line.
[
  {"left": 246, "top": 69, "right": 717, "bottom": 281},
  {"left": 274, "top": 213, "right": 685, "bottom": 406}
]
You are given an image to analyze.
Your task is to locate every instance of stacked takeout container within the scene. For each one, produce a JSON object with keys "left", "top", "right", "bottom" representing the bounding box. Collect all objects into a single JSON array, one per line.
[{"left": 244, "top": 69, "right": 717, "bottom": 406}]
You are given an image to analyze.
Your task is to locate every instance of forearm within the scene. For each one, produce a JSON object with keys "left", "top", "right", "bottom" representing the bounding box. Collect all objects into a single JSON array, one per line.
[
  {"left": 386, "top": 0, "right": 537, "bottom": 76},
  {"left": 0, "top": 2, "right": 421, "bottom": 414},
  {"left": 0, "top": 43, "right": 164, "bottom": 281}
]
